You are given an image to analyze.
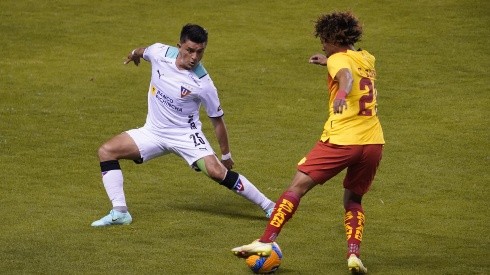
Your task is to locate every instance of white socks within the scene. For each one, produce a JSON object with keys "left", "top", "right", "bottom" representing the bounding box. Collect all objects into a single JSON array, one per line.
[
  {"left": 101, "top": 169, "right": 273, "bottom": 214},
  {"left": 233, "top": 174, "right": 274, "bottom": 211},
  {"left": 101, "top": 169, "right": 127, "bottom": 210}
]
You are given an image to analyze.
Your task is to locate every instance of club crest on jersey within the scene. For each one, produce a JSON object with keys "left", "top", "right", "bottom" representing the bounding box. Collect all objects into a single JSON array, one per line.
[
  {"left": 181, "top": 86, "right": 192, "bottom": 98},
  {"left": 233, "top": 179, "right": 244, "bottom": 192}
]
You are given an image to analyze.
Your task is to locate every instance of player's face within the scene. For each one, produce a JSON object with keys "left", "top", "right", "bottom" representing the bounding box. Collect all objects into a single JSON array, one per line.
[
  {"left": 321, "top": 40, "right": 337, "bottom": 57},
  {"left": 177, "top": 40, "right": 207, "bottom": 70},
  {"left": 321, "top": 39, "right": 352, "bottom": 57}
]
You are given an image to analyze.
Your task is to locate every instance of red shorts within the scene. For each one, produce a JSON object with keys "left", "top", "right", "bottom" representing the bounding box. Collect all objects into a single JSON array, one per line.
[{"left": 297, "top": 141, "right": 383, "bottom": 195}]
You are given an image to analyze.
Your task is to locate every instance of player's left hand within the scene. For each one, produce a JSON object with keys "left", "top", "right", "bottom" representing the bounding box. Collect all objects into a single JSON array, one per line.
[
  {"left": 221, "top": 158, "right": 234, "bottom": 170},
  {"left": 333, "top": 98, "right": 347, "bottom": 114},
  {"left": 333, "top": 90, "right": 348, "bottom": 114},
  {"left": 309, "top": 54, "right": 327, "bottom": 66}
]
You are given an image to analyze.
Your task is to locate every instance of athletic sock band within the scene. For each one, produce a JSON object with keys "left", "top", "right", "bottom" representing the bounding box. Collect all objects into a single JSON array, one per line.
[
  {"left": 100, "top": 160, "right": 121, "bottom": 172},
  {"left": 220, "top": 170, "right": 240, "bottom": 189}
]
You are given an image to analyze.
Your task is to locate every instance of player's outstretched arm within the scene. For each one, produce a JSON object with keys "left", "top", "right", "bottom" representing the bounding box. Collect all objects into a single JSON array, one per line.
[
  {"left": 124, "top": 47, "right": 145, "bottom": 66},
  {"left": 210, "top": 116, "right": 234, "bottom": 170},
  {"left": 309, "top": 54, "right": 327, "bottom": 66}
]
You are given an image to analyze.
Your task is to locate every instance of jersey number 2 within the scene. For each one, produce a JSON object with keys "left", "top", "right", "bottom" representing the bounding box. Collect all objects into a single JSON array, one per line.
[{"left": 358, "top": 77, "right": 375, "bottom": 116}]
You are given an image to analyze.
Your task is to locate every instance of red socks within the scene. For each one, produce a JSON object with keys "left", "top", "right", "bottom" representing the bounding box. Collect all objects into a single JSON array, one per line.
[
  {"left": 259, "top": 191, "right": 300, "bottom": 243},
  {"left": 257, "top": 190, "right": 366, "bottom": 259},
  {"left": 344, "top": 201, "right": 365, "bottom": 258}
]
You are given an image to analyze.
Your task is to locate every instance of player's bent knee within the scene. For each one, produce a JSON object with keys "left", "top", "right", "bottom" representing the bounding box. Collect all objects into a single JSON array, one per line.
[
  {"left": 97, "top": 144, "right": 109, "bottom": 159},
  {"left": 97, "top": 143, "right": 115, "bottom": 160},
  {"left": 204, "top": 162, "right": 227, "bottom": 182}
]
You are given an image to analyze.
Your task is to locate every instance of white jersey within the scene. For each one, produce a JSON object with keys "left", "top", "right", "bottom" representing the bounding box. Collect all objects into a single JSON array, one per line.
[{"left": 142, "top": 43, "right": 223, "bottom": 135}]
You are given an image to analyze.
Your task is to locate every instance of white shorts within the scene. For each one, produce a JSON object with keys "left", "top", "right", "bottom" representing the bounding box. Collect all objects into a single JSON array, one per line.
[{"left": 125, "top": 127, "right": 215, "bottom": 166}]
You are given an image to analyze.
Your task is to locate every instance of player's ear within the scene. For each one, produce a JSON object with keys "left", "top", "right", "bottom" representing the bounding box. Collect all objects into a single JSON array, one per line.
[{"left": 177, "top": 43, "right": 181, "bottom": 48}]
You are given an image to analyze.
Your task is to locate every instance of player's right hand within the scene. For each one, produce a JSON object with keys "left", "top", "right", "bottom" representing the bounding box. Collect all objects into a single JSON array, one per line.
[
  {"left": 221, "top": 158, "right": 234, "bottom": 170},
  {"left": 124, "top": 50, "right": 141, "bottom": 66}
]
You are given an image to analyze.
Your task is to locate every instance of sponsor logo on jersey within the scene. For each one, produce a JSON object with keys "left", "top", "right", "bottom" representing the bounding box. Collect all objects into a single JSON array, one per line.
[
  {"left": 155, "top": 89, "right": 183, "bottom": 112},
  {"left": 181, "top": 86, "right": 192, "bottom": 98},
  {"left": 217, "top": 105, "right": 222, "bottom": 112}
]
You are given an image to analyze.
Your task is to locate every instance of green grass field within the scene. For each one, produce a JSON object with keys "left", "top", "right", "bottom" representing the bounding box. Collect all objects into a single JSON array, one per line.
[{"left": 1, "top": 0, "right": 489, "bottom": 274}]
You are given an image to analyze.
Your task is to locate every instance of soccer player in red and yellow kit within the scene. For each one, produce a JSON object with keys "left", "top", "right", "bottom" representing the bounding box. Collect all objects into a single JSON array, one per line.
[{"left": 232, "top": 12, "right": 384, "bottom": 274}]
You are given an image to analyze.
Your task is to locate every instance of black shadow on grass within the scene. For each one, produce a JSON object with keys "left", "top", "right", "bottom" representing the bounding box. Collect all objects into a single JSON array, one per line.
[{"left": 170, "top": 203, "right": 267, "bottom": 221}]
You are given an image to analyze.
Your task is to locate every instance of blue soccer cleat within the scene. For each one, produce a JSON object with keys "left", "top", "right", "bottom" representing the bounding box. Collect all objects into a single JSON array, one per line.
[
  {"left": 91, "top": 210, "right": 132, "bottom": 227},
  {"left": 265, "top": 207, "right": 274, "bottom": 219}
]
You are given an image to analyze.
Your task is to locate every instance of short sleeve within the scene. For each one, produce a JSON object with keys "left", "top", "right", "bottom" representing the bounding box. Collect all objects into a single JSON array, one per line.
[
  {"left": 143, "top": 43, "right": 167, "bottom": 63},
  {"left": 199, "top": 75, "right": 224, "bottom": 118},
  {"left": 327, "top": 53, "right": 351, "bottom": 79}
]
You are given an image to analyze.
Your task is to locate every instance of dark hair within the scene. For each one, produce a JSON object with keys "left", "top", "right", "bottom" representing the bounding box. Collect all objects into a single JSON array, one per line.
[
  {"left": 314, "top": 12, "right": 363, "bottom": 46},
  {"left": 180, "top": 24, "right": 208, "bottom": 44}
]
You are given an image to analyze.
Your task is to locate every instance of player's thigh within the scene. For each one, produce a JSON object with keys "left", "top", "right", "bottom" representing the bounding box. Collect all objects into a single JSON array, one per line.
[
  {"left": 343, "top": 144, "right": 383, "bottom": 195},
  {"left": 99, "top": 132, "right": 141, "bottom": 160},
  {"left": 298, "top": 141, "right": 360, "bottom": 184},
  {"left": 125, "top": 128, "right": 170, "bottom": 162}
]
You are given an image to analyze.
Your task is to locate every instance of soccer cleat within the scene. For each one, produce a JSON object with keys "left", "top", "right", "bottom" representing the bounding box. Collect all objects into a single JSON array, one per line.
[
  {"left": 265, "top": 207, "right": 274, "bottom": 219},
  {"left": 348, "top": 254, "right": 368, "bottom": 274},
  {"left": 231, "top": 240, "right": 273, "bottom": 258},
  {"left": 91, "top": 210, "right": 132, "bottom": 227}
]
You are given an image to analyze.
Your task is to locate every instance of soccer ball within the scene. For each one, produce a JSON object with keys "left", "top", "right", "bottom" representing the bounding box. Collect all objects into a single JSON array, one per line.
[{"left": 245, "top": 242, "right": 283, "bottom": 274}]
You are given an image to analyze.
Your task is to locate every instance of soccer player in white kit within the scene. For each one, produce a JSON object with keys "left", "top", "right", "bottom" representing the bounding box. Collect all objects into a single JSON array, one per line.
[{"left": 91, "top": 24, "right": 275, "bottom": 227}]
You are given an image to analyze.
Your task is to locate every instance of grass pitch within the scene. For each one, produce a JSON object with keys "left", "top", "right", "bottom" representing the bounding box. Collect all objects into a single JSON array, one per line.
[{"left": 0, "top": 0, "right": 488, "bottom": 274}]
